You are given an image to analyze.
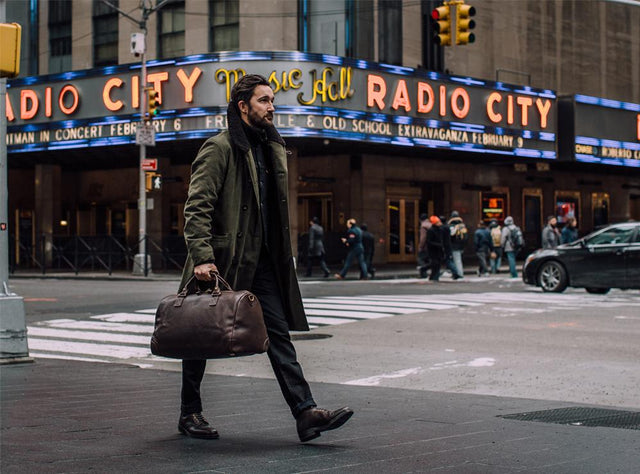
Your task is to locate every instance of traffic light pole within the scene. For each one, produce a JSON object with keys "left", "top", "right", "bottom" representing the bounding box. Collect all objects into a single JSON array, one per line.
[
  {"left": 133, "top": 49, "right": 150, "bottom": 276},
  {"left": 0, "top": 0, "right": 30, "bottom": 363}
]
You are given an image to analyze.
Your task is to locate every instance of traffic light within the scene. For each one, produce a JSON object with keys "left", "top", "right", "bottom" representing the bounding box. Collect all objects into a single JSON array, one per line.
[
  {"left": 431, "top": 4, "right": 452, "bottom": 46},
  {"left": 456, "top": 2, "right": 476, "bottom": 45},
  {"left": 145, "top": 172, "right": 161, "bottom": 191},
  {"left": 146, "top": 88, "right": 159, "bottom": 119},
  {"left": 0, "top": 22, "right": 22, "bottom": 78}
]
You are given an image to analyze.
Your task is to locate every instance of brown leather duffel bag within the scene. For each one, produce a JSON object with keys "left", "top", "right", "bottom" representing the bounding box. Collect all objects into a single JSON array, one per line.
[{"left": 150, "top": 273, "right": 269, "bottom": 359}]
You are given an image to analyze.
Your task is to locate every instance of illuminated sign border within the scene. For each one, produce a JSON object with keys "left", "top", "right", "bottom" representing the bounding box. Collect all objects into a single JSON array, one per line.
[
  {"left": 572, "top": 94, "right": 640, "bottom": 168},
  {"left": 7, "top": 51, "right": 557, "bottom": 159}
]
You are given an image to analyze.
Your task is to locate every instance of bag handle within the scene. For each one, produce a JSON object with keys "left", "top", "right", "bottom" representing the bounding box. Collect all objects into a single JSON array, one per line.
[{"left": 177, "top": 272, "right": 232, "bottom": 297}]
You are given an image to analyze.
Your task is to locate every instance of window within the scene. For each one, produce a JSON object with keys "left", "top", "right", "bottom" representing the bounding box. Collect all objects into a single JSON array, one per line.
[
  {"left": 210, "top": 0, "right": 239, "bottom": 51},
  {"left": 93, "top": 0, "right": 119, "bottom": 67},
  {"left": 586, "top": 226, "right": 635, "bottom": 246},
  {"left": 378, "top": 0, "right": 402, "bottom": 65},
  {"left": 48, "top": 0, "right": 72, "bottom": 73},
  {"left": 158, "top": 0, "right": 185, "bottom": 59}
]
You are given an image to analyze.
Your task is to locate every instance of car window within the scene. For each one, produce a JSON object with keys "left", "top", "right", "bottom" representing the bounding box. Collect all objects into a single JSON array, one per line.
[{"left": 586, "top": 227, "right": 635, "bottom": 245}]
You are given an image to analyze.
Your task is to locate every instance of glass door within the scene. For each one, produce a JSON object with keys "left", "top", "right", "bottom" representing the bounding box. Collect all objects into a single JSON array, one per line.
[{"left": 386, "top": 187, "right": 420, "bottom": 263}]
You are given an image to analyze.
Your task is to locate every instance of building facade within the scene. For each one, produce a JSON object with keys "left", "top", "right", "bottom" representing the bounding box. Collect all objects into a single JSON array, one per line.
[{"left": 5, "top": 0, "right": 640, "bottom": 271}]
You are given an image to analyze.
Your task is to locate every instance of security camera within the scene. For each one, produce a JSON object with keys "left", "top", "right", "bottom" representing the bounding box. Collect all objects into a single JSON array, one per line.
[{"left": 130, "top": 32, "right": 145, "bottom": 56}]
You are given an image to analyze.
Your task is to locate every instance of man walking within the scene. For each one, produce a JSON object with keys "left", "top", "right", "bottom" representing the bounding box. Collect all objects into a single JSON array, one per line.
[
  {"left": 179, "top": 74, "right": 352, "bottom": 442},
  {"left": 440, "top": 215, "right": 463, "bottom": 279},
  {"left": 417, "top": 213, "right": 431, "bottom": 278},
  {"left": 542, "top": 215, "right": 561, "bottom": 249},
  {"left": 501, "top": 216, "right": 520, "bottom": 278},
  {"left": 426, "top": 216, "right": 444, "bottom": 281},
  {"left": 361, "top": 223, "right": 376, "bottom": 278},
  {"left": 473, "top": 221, "right": 493, "bottom": 276},
  {"left": 305, "top": 217, "right": 330, "bottom": 277},
  {"left": 335, "top": 218, "right": 368, "bottom": 279},
  {"left": 447, "top": 211, "right": 468, "bottom": 277}
]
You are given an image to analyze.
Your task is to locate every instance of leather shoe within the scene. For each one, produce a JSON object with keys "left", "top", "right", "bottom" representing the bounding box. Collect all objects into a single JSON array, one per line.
[
  {"left": 178, "top": 413, "right": 219, "bottom": 439},
  {"left": 296, "top": 406, "right": 353, "bottom": 442}
]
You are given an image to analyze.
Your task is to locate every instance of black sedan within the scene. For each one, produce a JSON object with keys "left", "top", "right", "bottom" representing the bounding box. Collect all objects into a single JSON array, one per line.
[{"left": 523, "top": 222, "right": 640, "bottom": 293}]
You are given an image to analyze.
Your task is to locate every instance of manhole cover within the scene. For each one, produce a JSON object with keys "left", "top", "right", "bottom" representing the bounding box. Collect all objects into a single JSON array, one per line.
[
  {"left": 291, "top": 333, "right": 332, "bottom": 341},
  {"left": 499, "top": 407, "right": 640, "bottom": 430}
]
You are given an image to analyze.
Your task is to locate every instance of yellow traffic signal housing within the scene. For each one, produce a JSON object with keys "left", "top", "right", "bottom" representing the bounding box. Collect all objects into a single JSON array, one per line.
[
  {"left": 146, "top": 88, "right": 159, "bottom": 119},
  {"left": 431, "top": 5, "right": 452, "bottom": 46},
  {"left": 0, "top": 23, "right": 22, "bottom": 78},
  {"left": 456, "top": 3, "right": 476, "bottom": 45}
]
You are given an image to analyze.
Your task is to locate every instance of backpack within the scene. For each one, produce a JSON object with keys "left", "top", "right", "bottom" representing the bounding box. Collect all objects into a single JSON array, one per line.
[
  {"left": 490, "top": 226, "right": 502, "bottom": 246},
  {"left": 450, "top": 222, "right": 469, "bottom": 243},
  {"left": 509, "top": 225, "right": 525, "bottom": 251}
]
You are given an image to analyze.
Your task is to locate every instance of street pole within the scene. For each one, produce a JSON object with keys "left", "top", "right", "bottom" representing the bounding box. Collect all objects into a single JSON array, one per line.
[
  {"left": 133, "top": 46, "right": 149, "bottom": 276},
  {"left": 0, "top": 0, "right": 30, "bottom": 363}
]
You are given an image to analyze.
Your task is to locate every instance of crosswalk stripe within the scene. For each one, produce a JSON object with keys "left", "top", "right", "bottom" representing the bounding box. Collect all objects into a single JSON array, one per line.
[
  {"left": 27, "top": 338, "right": 151, "bottom": 359},
  {"left": 304, "top": 308, "right": 396, "bottom": 319},
  {"left": 41, "top": 319, "right": 153, "bottom": 334},
  {"left": 303, "top": 302, "right": 419, "bottom": 314},
  {"left": 28, "top": 327, "right": 150, "bottom": 345},
  {"left": 91, "top": 313, "right": 155, "bottom": 323},
  {"left": 306, "top": 317, "right": 359, "bottom": 326}
]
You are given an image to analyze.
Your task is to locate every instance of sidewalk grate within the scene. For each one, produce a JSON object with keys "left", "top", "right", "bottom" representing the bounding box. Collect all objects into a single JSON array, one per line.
[{"left": 499, "top": 407, "right": 640, "bottom": 430}]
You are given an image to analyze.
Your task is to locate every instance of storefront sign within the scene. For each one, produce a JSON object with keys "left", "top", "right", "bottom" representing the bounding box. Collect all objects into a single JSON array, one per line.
[
  {"left": 6, "top": 51, "right": 557, "bottom": 158},
  {"left": 560, "top": 95, "right": 640, "bottom": 167}
]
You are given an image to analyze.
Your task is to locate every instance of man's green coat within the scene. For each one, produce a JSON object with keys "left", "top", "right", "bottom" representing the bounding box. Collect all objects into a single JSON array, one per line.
[{"left": 179, "top": 105, "right": 309, "bottom": 331}]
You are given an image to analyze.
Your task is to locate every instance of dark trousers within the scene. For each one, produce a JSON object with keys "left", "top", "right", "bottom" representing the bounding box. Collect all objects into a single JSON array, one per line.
[
  {"left": 305, "top": 253, "right": 330, "bottom": 276},
  {"left": 339, "top": 245, "right": 368, "bottom": 278},
  {"left": 429, "top": 257, "right": 442, "bottom": 281},
  {"left": 181, "top": 253, "right": 316, "bottom": 418}
]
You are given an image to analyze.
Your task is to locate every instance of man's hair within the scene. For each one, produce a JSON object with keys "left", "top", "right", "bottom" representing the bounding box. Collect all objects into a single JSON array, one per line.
[
  {"left": 230, "top": 74, "right": 270, "bottom": 105},
  {"left": 547, "top": 215, "right": 556, "bottom": 223},
  {"left": 347, "top": 218, "right": 357, "bottom": 226},
  {"left": 311, "top": 216, "right": 319, "bottom": 224}
]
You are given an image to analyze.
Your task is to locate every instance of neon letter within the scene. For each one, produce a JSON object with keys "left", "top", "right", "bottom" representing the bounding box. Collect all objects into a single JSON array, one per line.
[
  {"left": 507, "top": 95, "right": 514, "bottom": 125},
  {"left": 451, "top": 87, "right": 470, "bottom": 119},
  {"left": 103, "top": 78, "right": 124, "bottom": 111},
  {"left": 439, "top": 85, "right": 446, "bottom": 116},
  {"left": 417, "top": 82, "right": 434, "bottom": 113},
  {"left": 367, "top": 74, "right": 386, "bottom": 109},
  {"left": 5, "top": 94, "right": 15, "bottom": 121},
  {"left": 176, "top": 67, "right": 202, "bottom": 103},
  {"left": 58, "top": 85, "right": 79, "bottom": 115},
  {"left": 391, "top": 80, "right": 411, "bottom": 112},
  {"left": 487, "top": 92, "right": 502, "bottom": 123},
  {"left": 517, "top": 96, "right": 533, "bottom": 126},
  {"left": 20, "top": 90, "right": 39, "bottom": 120},
  {"left": 132, "top": 75, "right": 140, "bottom": 108},
  {"left": 535, "top": 98, "right": 552, "bottom": 129},
  {"left": 147, "top": 72, "right": 169, "bottom": 103}
]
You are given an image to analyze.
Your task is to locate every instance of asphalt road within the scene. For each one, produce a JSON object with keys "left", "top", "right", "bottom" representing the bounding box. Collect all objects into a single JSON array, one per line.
[{"left": 8, "top": 275, "right": 640, "bottom": 410}]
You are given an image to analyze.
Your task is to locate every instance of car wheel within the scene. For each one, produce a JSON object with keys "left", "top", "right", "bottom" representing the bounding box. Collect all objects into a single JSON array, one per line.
[
  {"left": 585, "top": 287, "right": 610, "bottom": 294},
  {"left": 537, "top": 261, "right": 568, "bottom": 292}
]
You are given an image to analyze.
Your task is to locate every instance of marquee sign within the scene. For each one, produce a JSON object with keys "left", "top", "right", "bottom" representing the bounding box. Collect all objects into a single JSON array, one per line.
[
  {"left": 6, "top": 51, "right": 557, "bottom": 159},
  {"left": 560, "top": 95, "right": 640, "bottom": 168}
]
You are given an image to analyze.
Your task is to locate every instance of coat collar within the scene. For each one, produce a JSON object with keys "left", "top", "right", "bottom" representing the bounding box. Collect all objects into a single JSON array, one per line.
[{"left": 226, "top": 102, "right": 285, "bottom": 153}]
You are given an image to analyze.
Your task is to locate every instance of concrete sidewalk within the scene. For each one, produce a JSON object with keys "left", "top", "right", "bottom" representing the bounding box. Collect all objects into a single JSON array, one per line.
[{"left": 1, "top": 358, "right": 638, "bottom": 473}]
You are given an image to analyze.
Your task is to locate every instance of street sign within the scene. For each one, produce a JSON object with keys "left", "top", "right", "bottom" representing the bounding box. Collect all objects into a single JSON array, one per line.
[
  {"left": 135, "top": 122, "right": 156, "bottom": 146},
  {"left": 141, "top": 158, "right": 157, "bottom": 171}
]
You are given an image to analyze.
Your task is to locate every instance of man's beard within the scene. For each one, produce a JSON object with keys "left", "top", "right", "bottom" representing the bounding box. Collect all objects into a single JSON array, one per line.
[{"left": 248, "top": 108, "right": 273, "bottom": 129}]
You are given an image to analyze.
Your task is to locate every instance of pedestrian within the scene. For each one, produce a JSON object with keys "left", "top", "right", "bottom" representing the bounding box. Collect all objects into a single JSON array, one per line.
[
  {"left": 440, "top": 215, "right": 463, "bottom": 279},
  {"left": 335, "top": 218, "right": 368, "bottom": 280},
  {"left": 305, "top": 217, "right": 330, "bottom": 277},
  {"left": 489, "top": 219, "right": 502, "bottom": 274},
  {"left": 561, "top": 217, "right": 579, "bottom": 244},
  {"left": 448, "top": 211, "right": 468, "bottom": 277},
  {"left": 361, "top": 223, "right": 376, "bottom": 278},
  {"left": 426, "top": 216, "right": 444, "bottom": 281},
  {"left": 542, "top": 215, "right": 561, "bottom": 249},
  {"left": 500, "top": 216, "right": 520, "bottom": 278},
  {"left": 179, "top": 74, "right": 352, "bottom": 442},
  {"left": 473, "top": 221, "right": 493, "bottom": 276},
  {"left": 417, "top": 213, "right": 431, "bottom": 278}
]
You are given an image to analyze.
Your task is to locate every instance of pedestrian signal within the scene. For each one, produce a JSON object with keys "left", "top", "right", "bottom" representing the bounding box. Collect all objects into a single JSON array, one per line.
[
  {"left": 145, "top": 172, "right": 162, "bottom": 191},
  {"left": 431, "top": 5, "right": 452, "bottom": 46}
]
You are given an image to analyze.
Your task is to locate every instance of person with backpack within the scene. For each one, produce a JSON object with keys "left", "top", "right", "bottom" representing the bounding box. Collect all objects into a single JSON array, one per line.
[
  {"left": 489, "top": 219, "right": 502, "bottom": 274},
  {"left": 501, "top": 216, "right": 524, "bottom": 278},
  {"left": 447, "top": 211, "right": 468, "bottom": 277}
]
